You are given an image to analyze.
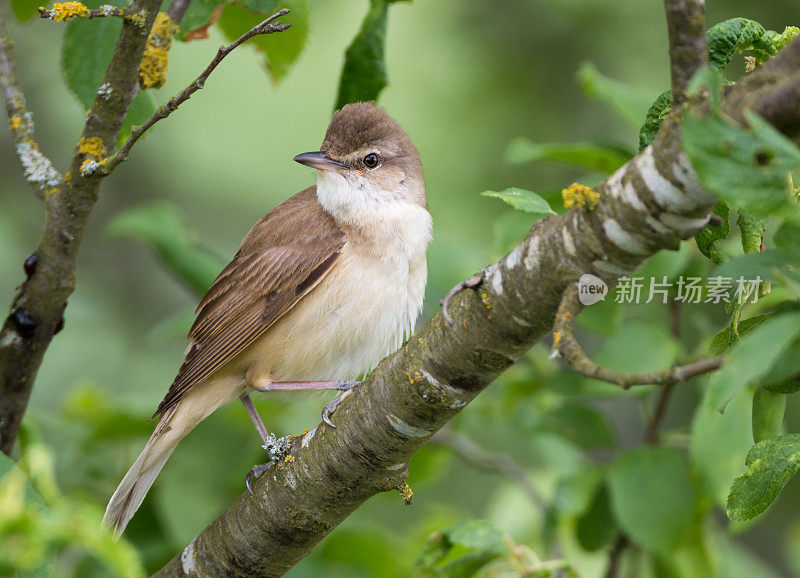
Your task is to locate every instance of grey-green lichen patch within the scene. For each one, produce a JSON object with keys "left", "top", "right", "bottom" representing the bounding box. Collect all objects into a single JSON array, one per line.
[
  {"left": 262, "top": 433, "right": 292, "bottom": 461},
  {"left": 16, "top": 142, "right": 62, "bottom": 188}
]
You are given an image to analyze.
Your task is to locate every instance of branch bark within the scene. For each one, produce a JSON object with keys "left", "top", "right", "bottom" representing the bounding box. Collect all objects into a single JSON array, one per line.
[
  {"left": 0, "top": 8, "right": 62, "bottom": 199},
  {"left": 152, "top": 33, "right": 800, "bottom": 577},
  {"left": 0, "top": 0, "right": 163, "bottom": 456}
]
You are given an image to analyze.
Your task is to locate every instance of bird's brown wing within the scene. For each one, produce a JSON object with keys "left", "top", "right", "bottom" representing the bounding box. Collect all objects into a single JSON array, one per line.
[{"left": 154, "top": 188, "right": 345, "bottom": 416}]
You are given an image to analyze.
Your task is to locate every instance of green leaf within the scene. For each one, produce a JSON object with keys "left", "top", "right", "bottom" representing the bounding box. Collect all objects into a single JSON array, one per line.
[
  {"left": 105, "top": 201, "right": 226, "bottom": 296},
  {"left": 638, "top": 89, "right": 672, "bottom": 152},
  {"left": 705, "top": 312, "right": 800, "bottom": 413},
  {"left": 217, "top": 1, "right": 308, "bottom": 83},
  {"left": 535, "top": 403, "right": 616, "bottom": 449},
  {"left": 505, "top": 138, "right": 631, "bottom": 174},
  {"left": 592, "top": 321, "right": 680, "bottom": 376},
  {"left": 577, "top": 62, "right": 653, "bottom": 129},
  {"left": 737, "top": 210, "right": 767, "bottom": 254},
  {"left": 119, "top": 91, "right": 157, "bottom": 147},
  {"left": 683, "top": 107, "right": 800, "bottom": 217},
  {"left": 62, "top": 9, "right": 157, "bottom": 146},
  {"left": 412, "top": 520, "right": 505, "bottom": 577},
  {"left": 608, "top": 447, "right": 697, "bottom": 553},
  {"left": 752, "top": 388, "right": 786, "bottom": 443},
  {"left": 714, "top": 249, "right": 800, "bottom": 284},
  {"left": 707, "top": 313, "right": 769, "bottom": 356},
  {"left": 727, "top": 433, "right": 800, "bottom": 520},
  {"left": 706, "top": 18, "right": 772, "bottom": 70},
  {"left": 335, "top": 0, "right": 408, "bottom": 109},
  {"left": 690, "top": 389, "right": 753, "bottom": 505},
  {"left": 481, "top": 188, "right": 554, "bottom": 216},
  {"left": 178, "top": 0, "right": 224, "bottom": 39},
  {"left": 773, "top": 222, "right": 800, "bottom": 251},
  {"left": 62, "top": 13, "right": 120, "bottom": 110},
  {"left": 443, "top": 520, "right": 503, "bottom": 549},
  {"left": 10, "top": 0, "right": 40, "bottom": 21},
  {"left": 575, "top": 483, "right": 616, "bottom": 552},
  {"left": 695, "top": 202, "right": 730, "bottom": 264}
]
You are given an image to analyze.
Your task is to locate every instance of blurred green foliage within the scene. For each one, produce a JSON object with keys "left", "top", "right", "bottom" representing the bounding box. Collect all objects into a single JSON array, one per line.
[{"left": 2, "top": 1, "right": 800, "bottom": 577}]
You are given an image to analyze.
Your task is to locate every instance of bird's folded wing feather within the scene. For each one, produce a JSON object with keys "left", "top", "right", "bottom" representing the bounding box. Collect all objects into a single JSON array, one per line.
[{"left": 154, "top": 188, "right": 345, "bottom": 416}]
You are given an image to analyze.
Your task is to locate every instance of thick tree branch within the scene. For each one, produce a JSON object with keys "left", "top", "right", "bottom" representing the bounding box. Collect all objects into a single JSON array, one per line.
[
  {"left": 152, "top": 34, "right": 800, "bottom": 578},
  {"left": 0, "top": 7, "right": 62, "bottom": 199},
  {"left": 100, "top": 9, "right": 291, "bottom": 174},
  {"left": 0, "top": 0, "right": 163, "bottom": 456},
  {"left": 553, "top": 286, "right": 723, "bottom": 388}
]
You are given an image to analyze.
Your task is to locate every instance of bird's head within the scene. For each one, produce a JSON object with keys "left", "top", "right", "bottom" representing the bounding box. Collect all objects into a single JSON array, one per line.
[{"left": 294, "top": 102, "right": 426, "bottom": 213}]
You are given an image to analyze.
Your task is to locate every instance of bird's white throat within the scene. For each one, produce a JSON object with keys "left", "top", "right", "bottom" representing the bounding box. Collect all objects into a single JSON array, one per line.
[{"left": 315, "top": 170, "right": 432, "bottom": 263}]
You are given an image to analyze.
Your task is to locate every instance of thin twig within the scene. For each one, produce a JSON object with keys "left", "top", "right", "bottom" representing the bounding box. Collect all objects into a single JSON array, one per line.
[
  {"left": 431, "top": 428, "right": 546, "bottom": 510},
  {"left": 553, "top": 286, "right": 723, "bottom": 388},
  {"left": 0, "top": 6, "right": 62, "bottom": 198},
  {"left": 99, "top": 9, "right": 291, "bottom": 174},
  {"left": 38, "top": 5, "right": 126, "bottom": 20}
]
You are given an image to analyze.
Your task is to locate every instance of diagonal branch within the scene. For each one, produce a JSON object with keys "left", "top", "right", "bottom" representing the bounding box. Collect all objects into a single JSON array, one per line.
[
  {"left": 99, "top": 9, "right": 291, "bottom": 174},
  {"left": 153, "top": 35, "right": 800, "bottom": 578},
  {"left": 0, "top": 7, "right": 62, "bottom": 199}
]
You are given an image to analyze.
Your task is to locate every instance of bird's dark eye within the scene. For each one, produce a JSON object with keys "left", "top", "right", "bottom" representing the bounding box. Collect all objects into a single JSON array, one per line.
[{"left": 363, "top": 153, "right": 380, "bottom": 168}]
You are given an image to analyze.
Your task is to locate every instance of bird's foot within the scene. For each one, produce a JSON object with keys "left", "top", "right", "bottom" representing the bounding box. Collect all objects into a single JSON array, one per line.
[
  {"left": 246, "top": 461, "right": 274, "bottom": 496},
  {"left": 440, "top": 272, "right": 484, "bottom": 326},
  {"left": 321, "top": 380, "right": 361, "bottom": 428}
]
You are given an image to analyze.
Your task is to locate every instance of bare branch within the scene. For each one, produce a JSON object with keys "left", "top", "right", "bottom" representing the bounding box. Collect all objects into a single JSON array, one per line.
[
  {"left": 99, "top": 9, "right": 291, "bottom": 174},
  {"left": 431, "top": 428, "right": 546, "bottom": 509},
  {"left": 0, "top": 6, "right": 62, "bottom": 199},
  {"left": 664, "top": 0, "right": 708, "bottom": 105},
  {"left": 553, "top": 286, "right": 723, "bottom": 388}
]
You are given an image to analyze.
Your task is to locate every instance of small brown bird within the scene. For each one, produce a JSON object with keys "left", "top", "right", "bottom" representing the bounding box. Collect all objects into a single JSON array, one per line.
[{"left": 103, "top": 102, "right": 431, "bottom": 536}]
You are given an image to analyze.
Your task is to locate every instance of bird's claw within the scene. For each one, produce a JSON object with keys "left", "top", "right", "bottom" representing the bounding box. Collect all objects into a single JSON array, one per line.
[
  {"left": 245, "top": 461, "right": 273, "bottom": 496},
  {"left": 440, "top": 272, "right": 484, "bottom": 327},
  {"left": 321, "top": 382, "right": 359, "bottom": 428}
]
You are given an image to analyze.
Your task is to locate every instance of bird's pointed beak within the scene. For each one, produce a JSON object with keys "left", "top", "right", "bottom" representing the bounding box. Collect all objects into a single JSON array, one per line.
[{"left": 293, "top": 151, "right": 347, "bottom": 171}]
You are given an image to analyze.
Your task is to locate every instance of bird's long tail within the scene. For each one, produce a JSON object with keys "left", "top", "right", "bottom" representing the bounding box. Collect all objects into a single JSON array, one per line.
[{"left": 103, "top": 400, "right": 192, "bottom": 538}]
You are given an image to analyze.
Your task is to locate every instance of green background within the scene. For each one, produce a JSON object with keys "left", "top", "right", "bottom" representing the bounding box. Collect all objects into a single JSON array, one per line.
[{"left": 1, "top": 0, "right": 799, "bottom": 575}]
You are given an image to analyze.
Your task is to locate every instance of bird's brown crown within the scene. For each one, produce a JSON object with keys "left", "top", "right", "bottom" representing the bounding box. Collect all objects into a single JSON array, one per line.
[{"left": 321, "top": 102, "right": 417, "bottom": 161}]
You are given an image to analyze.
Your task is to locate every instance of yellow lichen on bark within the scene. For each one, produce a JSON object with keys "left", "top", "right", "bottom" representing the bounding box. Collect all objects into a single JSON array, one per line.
[
  {"left": 77, "top": 137, "right": 106, "bottom": 159},
  {"left": 49, "top": 2, "right": 90, "bottom": 22},
  {"left": 9, "top": 116, "right": 21, "bottom": 131},
  {"left": 139, "top": 13, "right": 179, "bottom": 90},
  {"left": 562, "top": 182, "right": 600, "bottom": 210}
]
